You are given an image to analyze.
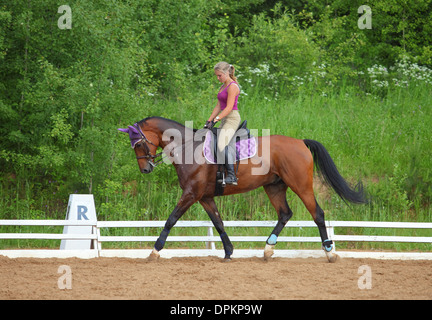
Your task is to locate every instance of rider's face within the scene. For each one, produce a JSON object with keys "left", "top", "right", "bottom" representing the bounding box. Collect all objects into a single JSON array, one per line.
[{"left": 215, "top": 70, "right": 229, "bottom": 83}]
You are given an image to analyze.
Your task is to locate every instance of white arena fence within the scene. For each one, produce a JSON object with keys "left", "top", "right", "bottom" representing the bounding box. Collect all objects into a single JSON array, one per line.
[{"left": 0, "top": 219, "right": 432, "bottom": 260}]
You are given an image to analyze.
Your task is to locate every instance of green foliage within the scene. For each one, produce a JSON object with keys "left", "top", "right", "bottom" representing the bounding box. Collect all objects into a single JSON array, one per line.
[
  {"left": 0, "top": 0, "right": 431, "bottom": 251},
  {"left": 232, "top": 5, "right": 320, "bottom": 94}
]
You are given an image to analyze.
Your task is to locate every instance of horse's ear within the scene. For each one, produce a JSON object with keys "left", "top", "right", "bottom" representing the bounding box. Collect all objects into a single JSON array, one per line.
[{"left": 118, "top": 128, "right": 129, "bottom": 133}]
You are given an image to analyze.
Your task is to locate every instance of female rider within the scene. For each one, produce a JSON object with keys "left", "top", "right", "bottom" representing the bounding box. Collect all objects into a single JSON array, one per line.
[{"left": 204, "top": 62, "right": 241, "bottom": 185}]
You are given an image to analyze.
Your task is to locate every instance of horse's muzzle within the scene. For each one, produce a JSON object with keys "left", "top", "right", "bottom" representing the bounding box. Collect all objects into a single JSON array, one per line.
[{"left": 141, "top": 164, "right": 153, "bottom": 174}]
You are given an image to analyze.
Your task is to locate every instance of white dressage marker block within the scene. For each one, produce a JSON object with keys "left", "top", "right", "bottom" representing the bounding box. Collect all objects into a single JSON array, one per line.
[{"left": 60, "top": 194, "right": 97, "bottom": 250}]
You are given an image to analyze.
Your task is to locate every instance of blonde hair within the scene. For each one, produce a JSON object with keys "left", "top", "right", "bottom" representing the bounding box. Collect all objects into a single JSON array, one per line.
[{"left": 214, "top": 61, "right": 237, "bottom": 82}]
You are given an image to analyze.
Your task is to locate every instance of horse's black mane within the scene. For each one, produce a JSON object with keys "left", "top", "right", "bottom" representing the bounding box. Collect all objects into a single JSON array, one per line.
[{"left": 137, "top": 116, "right": 199, "bottom": 132}]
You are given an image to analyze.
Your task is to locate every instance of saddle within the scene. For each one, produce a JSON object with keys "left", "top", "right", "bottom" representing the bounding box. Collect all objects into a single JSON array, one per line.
[{"left": 203, "top": 120, "right": 257, "bottom": 195}]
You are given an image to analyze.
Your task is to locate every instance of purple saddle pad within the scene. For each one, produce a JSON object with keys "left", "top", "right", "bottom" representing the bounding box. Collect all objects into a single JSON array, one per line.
[{"left": 203, "top": 131, "right": 257, "bottom": 164}]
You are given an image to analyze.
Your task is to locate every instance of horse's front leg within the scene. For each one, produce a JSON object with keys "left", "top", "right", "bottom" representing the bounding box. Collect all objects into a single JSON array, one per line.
[
  {"left": 199, "top": 197, "right": 233, "bottom": 260},
  {"left": 149, "top": 192, "right": 197, "bottom": 260}
]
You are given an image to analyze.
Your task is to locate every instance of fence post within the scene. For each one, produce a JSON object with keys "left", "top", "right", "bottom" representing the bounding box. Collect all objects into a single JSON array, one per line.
[
  {"left": 327, "top": 225, "right": 336, "bottom": 251},
  {"left": 206, "top": 227, "right": 216, "bottom": 250},
  {"left": 94, "top": 225, "right": 101, "bottom": 256}
]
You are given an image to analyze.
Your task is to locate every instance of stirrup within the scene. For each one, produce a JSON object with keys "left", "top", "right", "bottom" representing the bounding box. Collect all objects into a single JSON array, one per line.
[{"left": 225, "top": 175, "right": 238, "bottom": 185}]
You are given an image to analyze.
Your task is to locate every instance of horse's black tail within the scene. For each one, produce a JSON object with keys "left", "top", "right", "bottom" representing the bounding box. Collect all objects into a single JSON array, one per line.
[{"left": 303, "top": 139, "right": 368, "bottom": 205}]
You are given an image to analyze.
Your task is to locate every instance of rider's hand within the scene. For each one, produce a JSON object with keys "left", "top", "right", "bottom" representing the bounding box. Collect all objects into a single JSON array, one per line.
[{"left": 204, "top": 121, "right": 215, "bottom": 129}]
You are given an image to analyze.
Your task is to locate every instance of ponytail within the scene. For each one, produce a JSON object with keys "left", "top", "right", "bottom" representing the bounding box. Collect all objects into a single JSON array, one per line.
[{"left": 229, "top": 64, "right": 237, "bottom": 82}]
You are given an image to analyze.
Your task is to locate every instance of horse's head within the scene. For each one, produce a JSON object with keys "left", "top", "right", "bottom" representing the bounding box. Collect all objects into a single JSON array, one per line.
[{"left": 118, "top": 123, "right": 160, "bottom": 174}]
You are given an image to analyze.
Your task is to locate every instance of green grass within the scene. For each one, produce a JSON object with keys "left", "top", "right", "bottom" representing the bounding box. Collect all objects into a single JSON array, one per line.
[{"left": 1, "top": 82, "right": 431, "bottom": 251}]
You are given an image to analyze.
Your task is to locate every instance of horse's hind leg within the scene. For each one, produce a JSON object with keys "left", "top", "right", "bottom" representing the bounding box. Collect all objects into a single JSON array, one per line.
[
  {"left": 263, "top": 182, "right": 293, "bottom": 260},
  {"left": 199, "top": 197, "right": 233, "bottom": 260},
  {"left": 296, "top": 189, "right": 339, "bottom": 263},
  {"left": 276, "top": 141, "right": 338, "bottom": 262}
]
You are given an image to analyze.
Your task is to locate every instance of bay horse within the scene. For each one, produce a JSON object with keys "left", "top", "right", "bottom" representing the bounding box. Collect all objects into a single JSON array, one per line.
[{"left": 118, "top": 116, "right": 367, "bottom": 263}]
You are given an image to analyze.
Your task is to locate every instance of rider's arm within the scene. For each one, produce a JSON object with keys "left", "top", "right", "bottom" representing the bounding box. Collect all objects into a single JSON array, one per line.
[{"left": 208, "top": 102, "right": 221, "bottom": 122}]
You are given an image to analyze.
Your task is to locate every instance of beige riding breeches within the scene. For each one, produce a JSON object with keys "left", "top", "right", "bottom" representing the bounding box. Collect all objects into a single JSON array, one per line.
[{"left": 217, "top": 110, "right": 241, "bottom": 153}]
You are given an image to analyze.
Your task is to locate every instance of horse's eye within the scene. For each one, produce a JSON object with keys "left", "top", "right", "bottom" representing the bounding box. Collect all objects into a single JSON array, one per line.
[{"left": 136, "top": 143, "right": 141, "bottom": 148}]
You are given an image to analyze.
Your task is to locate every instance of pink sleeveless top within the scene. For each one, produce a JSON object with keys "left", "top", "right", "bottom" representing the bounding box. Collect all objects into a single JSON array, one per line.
[{"left": 217, "top": 81, "right": 240, "bottom": 110}]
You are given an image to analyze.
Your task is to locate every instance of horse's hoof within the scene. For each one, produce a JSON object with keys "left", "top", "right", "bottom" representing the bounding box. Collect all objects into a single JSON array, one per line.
[
  {"left": 147, "top": 249, "right": 160, "bottom": 261},
  {"left": 326, "top": 252, "right": 339, "bottom": 263},
  {"left": 328, "top": 253, "right": 339, "bottom": 263},
  {"left": 222, "top": 254, "right": 232, "bottom": 262},
  {"left": 263, "top": 244, "right": 274, "bottom": 261}
]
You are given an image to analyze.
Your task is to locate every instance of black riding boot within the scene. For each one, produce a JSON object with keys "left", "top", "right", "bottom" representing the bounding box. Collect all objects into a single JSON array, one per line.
[{"left": 224, "top": 146, "right": 238, "bottom": 185}]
